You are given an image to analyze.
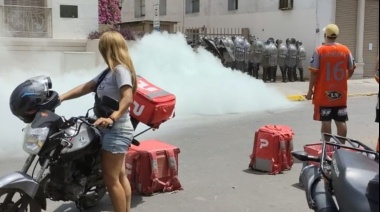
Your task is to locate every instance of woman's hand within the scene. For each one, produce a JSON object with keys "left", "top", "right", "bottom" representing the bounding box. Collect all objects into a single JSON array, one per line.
[{"left": 94, "top": 117, "right": 114, "bottom": 128}]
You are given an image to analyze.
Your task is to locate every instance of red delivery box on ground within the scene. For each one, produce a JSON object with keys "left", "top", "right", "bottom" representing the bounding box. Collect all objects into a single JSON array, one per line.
[
  {"left": 130, "top": 76, "right": 176, "bottom": 128},
  {"left": 249, "top": 125, "right": 295, "bottom": 175},
  {"left": 125, "top": 140, "right": 182, "bottom": 196}
]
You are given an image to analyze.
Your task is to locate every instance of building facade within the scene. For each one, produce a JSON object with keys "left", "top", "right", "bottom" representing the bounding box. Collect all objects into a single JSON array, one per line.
[
  {"left": 0, "top": 0, "right": 99, "bottom": 73},
  {"left": 123, "top": 0, "right": 379, "bottom": 78},
  {"left": 0, "top": 0, "right": 98, "bottom": 39}
]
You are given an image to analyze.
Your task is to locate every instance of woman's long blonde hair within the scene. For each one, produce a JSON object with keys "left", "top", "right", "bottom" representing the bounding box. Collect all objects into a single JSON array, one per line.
[{"left": 98, "top": 31, "right": 137, "bottom": 93}]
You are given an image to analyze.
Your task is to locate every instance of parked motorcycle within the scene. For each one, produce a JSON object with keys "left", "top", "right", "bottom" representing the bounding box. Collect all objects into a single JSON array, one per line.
[
  {"left": 292, "top": 133, "right": 379, "bottom": 212},
  {"left": 0, "top": 75, "right": 139, "bottom": 211}
]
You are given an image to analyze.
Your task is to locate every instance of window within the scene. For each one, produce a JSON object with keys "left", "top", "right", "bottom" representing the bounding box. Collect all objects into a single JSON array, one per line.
[
  {"left": 228, "top": 0, "right": 238, "bottom": 11},
  {"left": 140, "top": 0, "right": 145, "bottom": 16},
  {"left": 60, "top": 5, "right": 78, "bottom": 18},
  {"left": 159, "top": 0, "right": 166, "bottom": 16},
  {"left": 186, "top": 0, "right": 200, "bottom": 14},
  {"left": 279, "top": 0, "right": 293, "bottom": 10},
  {"left": 4, "top": 0, "right": 44, "bottom": 7},
  {"left": 134, "top": 0, "right": 145, "bottom": 17}
]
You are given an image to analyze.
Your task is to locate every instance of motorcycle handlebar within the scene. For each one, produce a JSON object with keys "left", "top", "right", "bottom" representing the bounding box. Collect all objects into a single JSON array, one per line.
[{"left": 86, "top": 117, "right": 140, "bottom": 146}]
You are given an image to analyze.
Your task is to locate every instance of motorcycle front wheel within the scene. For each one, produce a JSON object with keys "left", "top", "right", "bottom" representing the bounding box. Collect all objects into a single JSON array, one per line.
[{"left": 0, "top": 189, "right": 41, "bottom": 212}]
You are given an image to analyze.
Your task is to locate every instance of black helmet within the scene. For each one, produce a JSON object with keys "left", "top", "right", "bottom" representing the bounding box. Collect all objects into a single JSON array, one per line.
[
  {"left": 267, "top": 37, "right": 275, "bottom": 44},
  {"left": 276, "top": 39, "right": 283, "bottom": 45},
  {"left": 290, "top": 38, "right": 297, "bottom": 44},
  {"left": 9, "top": 76, "right": 60, "bottom": 123},
  {"left": 296, "top": 40, "right": 303, "bottom": 46}
]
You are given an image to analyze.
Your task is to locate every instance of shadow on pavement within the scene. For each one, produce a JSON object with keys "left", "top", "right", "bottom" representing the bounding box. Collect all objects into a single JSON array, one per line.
[
  {"left": 291, "top": 182, "right": 304, "bottom": 191},
  {"left": 242, "top": 168, "right": 269, "bottom": 175},
  {"left": 52, "top": 194, "right": 144, "bottom": 212}
]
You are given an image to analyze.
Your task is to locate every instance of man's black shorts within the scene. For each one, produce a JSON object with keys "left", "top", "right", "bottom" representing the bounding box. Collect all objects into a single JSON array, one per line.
[{"left": 314, "top": 106, "right": 348, "bottom": 122}]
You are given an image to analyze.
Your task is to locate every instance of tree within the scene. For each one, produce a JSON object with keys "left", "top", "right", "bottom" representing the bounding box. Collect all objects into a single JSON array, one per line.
[{"left": 98, "top": 0, "right": 121, "bottom": 25}]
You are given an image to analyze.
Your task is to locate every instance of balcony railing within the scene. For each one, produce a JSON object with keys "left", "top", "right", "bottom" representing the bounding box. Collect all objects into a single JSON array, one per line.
[{"left": 0, "top": 5, "right": 52, "bottom": 38}]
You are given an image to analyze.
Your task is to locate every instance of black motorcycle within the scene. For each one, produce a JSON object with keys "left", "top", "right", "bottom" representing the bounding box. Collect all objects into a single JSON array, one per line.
[
  {"left": 292, "top": 133, "right": 379, "bottom": 212},
  {"left": 0, "top": 76, "right": 140, "bottom": 211}
]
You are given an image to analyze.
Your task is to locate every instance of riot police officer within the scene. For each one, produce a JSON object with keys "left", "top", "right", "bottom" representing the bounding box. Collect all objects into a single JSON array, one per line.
[
  {"left": 267, "top": 38, "right": 278, "bottom": 82},
  {"left": 276, "top": 39, "right": 288, "bottom": 82},
  {"left": 248, "top": 34, "right": 264, "bottom": 79},
  {"left": 286, "top": 38, "right": 298, "bottom": 82},
  {"left": 234, "top": 36, "right": 246, "bottom": 73},
  {"left": 296, "top": 40, "right": 306, "bottom": 81},
  {"left": 221, "top": 37, "right": 235, "bottom": 69},
  {"left": 261, "top": 40, "right": 271, "bottom": 82},
  {"left": 243, "top": 38, "right": 251, "bottom": 74}
]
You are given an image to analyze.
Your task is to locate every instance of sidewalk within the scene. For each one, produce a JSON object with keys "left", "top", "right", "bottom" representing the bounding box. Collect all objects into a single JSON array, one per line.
[{"left": 267, "top": 78, "right": 379, "bottom": 101}]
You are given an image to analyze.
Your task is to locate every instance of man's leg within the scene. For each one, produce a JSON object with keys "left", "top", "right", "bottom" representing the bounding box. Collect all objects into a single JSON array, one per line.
[
  {"left": 280, "top": 67, "right": 287, "bottom": 82},
  {"left": 299, "top": 68, "right": 305, "bottom": 81},
  {"left": 314, "top": 105, "right": 333, "bottom": 142},
  {"left": 335, "top": 121, "right": 347, "bottom": 137},
  {"left": 255, "top": 63, "right": 260, "bottom": 79},
  {"left": 333, "top": 106, "right": 349, "bottom": 144},
  {"left": 248, "top": 62, "right": 253, "bottom": 77},
  {"left": 293, "top": 66, "right": 298, "bottom": 81},
  {"left": 321, "top": 121, "right": 332, "bottom": 141},
  {"left": 262, "top": 67, "right": 268, "bottom": 82},
  {"left": 287, "top": 66, "right": 293, "bottom": 82},
  {"left": 271, "top": 66, "right": 277, "bottom": 82}
]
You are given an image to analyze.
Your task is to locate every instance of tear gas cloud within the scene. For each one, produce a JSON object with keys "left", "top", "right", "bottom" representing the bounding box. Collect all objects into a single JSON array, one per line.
[{"left": 0, "top": 32, "right": 295, "bottom": 159}]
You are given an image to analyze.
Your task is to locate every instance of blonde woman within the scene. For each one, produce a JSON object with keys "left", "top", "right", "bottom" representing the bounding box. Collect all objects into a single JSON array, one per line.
[{"left": 59, "top": 31, "right": 137, "bottom": 212}]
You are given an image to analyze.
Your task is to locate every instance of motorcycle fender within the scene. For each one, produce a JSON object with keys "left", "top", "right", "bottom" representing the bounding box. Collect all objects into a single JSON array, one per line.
[
  {"left": 300, "top": 165, "right": 321, "bottom": 209},
  {"left": 0, "top": 171, "right": 47, "bottom": 210}
]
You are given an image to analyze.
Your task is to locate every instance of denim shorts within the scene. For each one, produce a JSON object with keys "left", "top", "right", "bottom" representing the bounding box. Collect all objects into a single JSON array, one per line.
[{"left": 101, "top": 116, "right": 134, "bottom": 154}]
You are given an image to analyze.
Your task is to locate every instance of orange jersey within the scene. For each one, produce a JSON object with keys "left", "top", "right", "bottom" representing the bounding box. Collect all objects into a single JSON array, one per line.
[{"left": 309, "top": 43, "right": 356, "bottom": 106}]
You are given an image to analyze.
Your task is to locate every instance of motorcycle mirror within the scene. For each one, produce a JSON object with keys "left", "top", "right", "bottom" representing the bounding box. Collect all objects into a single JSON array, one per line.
[
  {"left": 101, "top": 96, "right": 119, "bottom": 111},
  {"left": 292, "top": 151, "right": 321, "bottom": 162},
  {"left": 292, "top": 151, "right": 311, "bottom": 161}
]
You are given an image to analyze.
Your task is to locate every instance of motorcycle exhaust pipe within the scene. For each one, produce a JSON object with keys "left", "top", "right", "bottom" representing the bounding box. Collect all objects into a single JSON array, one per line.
[
  {"left": 301, "top": 165, "right": 338, "bottom": 212},
  {"left": 312, "top": 180, "right": 339, "bottom": 212}
]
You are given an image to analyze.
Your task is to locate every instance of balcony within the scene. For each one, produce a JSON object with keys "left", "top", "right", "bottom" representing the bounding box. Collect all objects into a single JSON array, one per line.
[{"left": 0, "top": 5, "right": 52, "bottom": 38}]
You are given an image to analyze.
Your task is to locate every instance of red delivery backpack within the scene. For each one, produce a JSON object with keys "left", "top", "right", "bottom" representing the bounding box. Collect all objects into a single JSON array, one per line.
[
  {"left": 130, "top": 76, "right": 176, "bottom": 128},
  {"left": 125, "top": 140, "right": 182, "bottom": 196},
  {"left": 249, "top": 125, "right": 294, "bottom": 175}
]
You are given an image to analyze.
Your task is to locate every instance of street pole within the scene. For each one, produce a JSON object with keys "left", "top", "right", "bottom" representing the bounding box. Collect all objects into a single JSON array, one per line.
[{"left": 153, "top": 3, "right": 160, "bottom": 31}]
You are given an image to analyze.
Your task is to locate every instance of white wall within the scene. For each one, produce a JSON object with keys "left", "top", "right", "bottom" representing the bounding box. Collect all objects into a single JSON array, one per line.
[
  {"left": 315, "top": 0, "right": 336, "bottom": 46},
  {"left": 123, "top": 0, "right": 319, "bottom": 76},
  {"left": 51, "top": 0, "right": 98, "bottom": 39}
]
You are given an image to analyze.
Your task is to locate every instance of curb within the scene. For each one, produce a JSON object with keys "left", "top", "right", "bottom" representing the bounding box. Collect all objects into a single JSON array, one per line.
[
  {"left": 286, "top": 92, "right": 378, "bottom": 102},
  {"left": 347, "top": 93, "right": 378, "bottom": 97},
  {"left": 286, "top": 95, "right": 306, "bottom": 101}
]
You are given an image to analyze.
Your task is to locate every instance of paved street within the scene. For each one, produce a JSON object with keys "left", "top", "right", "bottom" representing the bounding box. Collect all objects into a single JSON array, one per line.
[{"left": 0, "top": 79, "right": 378, "bottom": 211}]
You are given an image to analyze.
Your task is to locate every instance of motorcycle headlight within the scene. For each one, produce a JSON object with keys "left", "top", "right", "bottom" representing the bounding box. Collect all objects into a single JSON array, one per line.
[{"left": 23, "top": 124, "right": 50, "bottom": 155}]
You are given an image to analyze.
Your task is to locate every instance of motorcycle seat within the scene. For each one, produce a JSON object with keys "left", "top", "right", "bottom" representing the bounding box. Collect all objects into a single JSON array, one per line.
[{"left": 332, "top": 150, "right": 379, "bottom": 212}]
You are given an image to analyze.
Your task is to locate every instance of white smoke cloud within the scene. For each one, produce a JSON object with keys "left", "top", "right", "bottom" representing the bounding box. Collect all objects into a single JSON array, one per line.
[
  {"left": 129, "top": 31, "right": 295, "bottom": 115},
  {"left": 0, "top": 31, "right": 296, "bottom": 159}
]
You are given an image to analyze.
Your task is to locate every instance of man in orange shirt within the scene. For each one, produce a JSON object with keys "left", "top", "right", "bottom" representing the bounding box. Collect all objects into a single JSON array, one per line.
[{"left": 306, "top": 24, "right": 356, "bottom": 142}]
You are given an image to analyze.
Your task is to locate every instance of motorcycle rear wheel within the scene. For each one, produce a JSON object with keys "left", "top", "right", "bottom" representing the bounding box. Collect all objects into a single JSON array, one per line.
[{"left": 0, "top": 189, "right": 41, "bottom": 212}]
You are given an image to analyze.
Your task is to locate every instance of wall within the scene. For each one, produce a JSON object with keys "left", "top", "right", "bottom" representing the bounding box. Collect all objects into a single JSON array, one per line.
[
  {"left": 315, "top": 0, "right": 336, "bottom": 46},
  {"left": 123, "top": 0, "right": 335, "bottom": 77},
  {"left": 50, "top": 0, "right": 98, "bottom": 39}
]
